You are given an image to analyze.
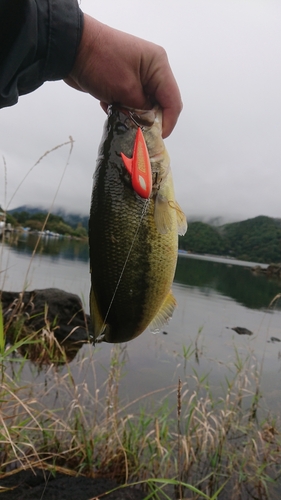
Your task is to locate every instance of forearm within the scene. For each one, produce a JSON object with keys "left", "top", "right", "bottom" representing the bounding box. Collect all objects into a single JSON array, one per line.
[{"left": 0, "top": 0, "right": 83, "bottom": 108}]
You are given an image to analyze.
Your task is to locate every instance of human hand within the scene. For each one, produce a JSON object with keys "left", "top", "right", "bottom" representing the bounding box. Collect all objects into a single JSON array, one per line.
[{"left": 65, "top": 14, "right": 182, "bottom": 138}]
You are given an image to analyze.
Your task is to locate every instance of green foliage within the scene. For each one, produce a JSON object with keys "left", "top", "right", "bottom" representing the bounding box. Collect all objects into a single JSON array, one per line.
[
  {"left": 72, "top": 223, "right": 88, "bottom": 239},
  {"left": 179, "top": 221, "right": 226, "bottom": 255},
  {"left": 179, "top": 216, "right": 281, "bottom": 263},
  {"left": 8, "top": 209, "right": 88, "bottom": 239},
  {"left": 8, "top": 205, "right": 88, "bottom": 230},
  {"left": 221, "top": 215, "right": 281, "bottom": 263},
  {"left": 5, "top": 212, "right": 18, "bottom": 226},
  {"left": 10, "top": 210, "right": 30, "bottom": 225}
]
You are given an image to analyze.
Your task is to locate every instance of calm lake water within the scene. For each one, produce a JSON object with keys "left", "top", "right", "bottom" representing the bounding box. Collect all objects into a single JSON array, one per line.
[{"left": 1, "top": 233, "right": 281, "bottom": 416}]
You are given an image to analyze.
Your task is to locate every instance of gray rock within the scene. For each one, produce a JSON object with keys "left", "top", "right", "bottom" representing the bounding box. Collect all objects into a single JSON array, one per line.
[
  {"left": 1, "top": 288, "right": 92, "bottom": 342},
  {"left": 226, "top": 326, "right": 253, "bottom": 336}
]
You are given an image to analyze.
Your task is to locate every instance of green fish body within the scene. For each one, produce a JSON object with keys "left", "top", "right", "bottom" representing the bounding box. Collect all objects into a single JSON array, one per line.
[{"left": 89, "top": 105, "right": 187, "bottom": 343}]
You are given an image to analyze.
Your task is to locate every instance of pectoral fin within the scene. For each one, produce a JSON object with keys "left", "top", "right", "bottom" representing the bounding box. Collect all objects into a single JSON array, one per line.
[
  {"left": 154, "top": 193, "right": 173, "bottom": 234},
  {"left": 171, "top": 200, "right": 188, "bottom": 236},
  {"left": 149, "top": 291, "right": 177, "bottom": 333},
  {"left": 90, "top": 287, "right": 106, "bottom": 341}
]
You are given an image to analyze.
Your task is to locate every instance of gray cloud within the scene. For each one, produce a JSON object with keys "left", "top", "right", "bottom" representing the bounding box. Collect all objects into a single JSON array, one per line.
[{"left": 1, "top": 0, "right": 281, "bottom": 223}]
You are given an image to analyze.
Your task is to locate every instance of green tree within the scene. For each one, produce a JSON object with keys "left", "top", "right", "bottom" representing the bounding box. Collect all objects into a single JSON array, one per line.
[
  {"left": 221, "top": 216, "right": 281, "bottom": 263},
  {"left": 179, "top": 221, "right": 226, "bottom": 255},
  {"left": 12, "top": 210, "right": 30, "bottom": 224}
]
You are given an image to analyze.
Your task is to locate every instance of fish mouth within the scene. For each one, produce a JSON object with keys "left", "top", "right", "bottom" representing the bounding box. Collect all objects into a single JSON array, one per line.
[{"left": 109, "top": 103, "right": 158, "bottom": 128}]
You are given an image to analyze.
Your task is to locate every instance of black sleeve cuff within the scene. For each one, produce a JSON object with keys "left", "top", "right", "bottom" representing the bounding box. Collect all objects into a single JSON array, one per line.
[
  {"left": 0, "top": 0, "right": 84, "bottom": 108},
  {"left": 43, "top": 0, "right": 83, "bottom": 81}
]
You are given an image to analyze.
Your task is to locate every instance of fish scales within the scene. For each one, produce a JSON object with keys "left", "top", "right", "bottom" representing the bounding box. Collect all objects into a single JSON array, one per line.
[{"left": 89, "top": 105, "right": 187, "bottom": 343}]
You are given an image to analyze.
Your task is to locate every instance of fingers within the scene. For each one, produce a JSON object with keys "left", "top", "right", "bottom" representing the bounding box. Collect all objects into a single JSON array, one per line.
[
  {"left": 68, "top": 14, "right": 182, "bottom": 137},
  {"left": 140, "top": 45, "right": 183, "bottom": 137},
  {"left": 100, "top": 101, "right": 108, "bottom": 113},
  {"left": 162, "top": 105, "right": 183, "bottom": 139},
  {"left": 155, "top": 83, "right": 183, "bottom": 138}
]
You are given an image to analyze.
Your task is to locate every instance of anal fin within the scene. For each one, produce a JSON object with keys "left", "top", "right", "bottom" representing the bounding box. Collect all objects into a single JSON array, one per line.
[{"left": 149, "top": 290, "right": 177, "bottom": 333}]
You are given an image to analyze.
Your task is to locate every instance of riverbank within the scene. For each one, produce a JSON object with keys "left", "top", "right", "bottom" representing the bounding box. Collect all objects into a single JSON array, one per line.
[{"left": 1, "top": 290, "right": 281, "bottom": 499}]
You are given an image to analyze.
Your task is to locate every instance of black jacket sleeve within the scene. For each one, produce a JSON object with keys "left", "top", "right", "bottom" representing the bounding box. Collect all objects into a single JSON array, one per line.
[{"left": 0, "top": 0, "right": 84, "bottom": 108}]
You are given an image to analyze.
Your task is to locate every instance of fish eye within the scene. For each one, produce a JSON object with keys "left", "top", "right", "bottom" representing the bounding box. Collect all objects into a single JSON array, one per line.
[{"left": 116, "top": 122, "right": 128, "bottom": 134}]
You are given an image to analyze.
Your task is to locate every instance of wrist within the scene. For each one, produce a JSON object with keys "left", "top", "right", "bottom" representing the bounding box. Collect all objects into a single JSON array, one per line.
[{"left": 69, "top": 15, "right": 103, "bottom": 84}]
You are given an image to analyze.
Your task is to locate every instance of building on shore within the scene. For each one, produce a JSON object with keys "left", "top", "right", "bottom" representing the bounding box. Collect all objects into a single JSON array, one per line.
[{"left": 0, "top": 210, "right": 6, "bottom": 236}]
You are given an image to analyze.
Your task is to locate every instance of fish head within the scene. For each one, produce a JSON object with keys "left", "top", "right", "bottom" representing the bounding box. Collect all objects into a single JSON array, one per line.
[
  {"left": 108, "top": 104, "right": 162, "bottom": 152},
  {"left": 108, "top": 105, "right": 169, "bottom": 193}
]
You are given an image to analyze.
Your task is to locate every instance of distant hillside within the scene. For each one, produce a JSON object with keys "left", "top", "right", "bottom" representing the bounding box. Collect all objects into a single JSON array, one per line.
[
  {"left": 8, "top": 205, "right": 88, "bottom": 230},
  {"left": 221, "top": 215, "right": 281, "bottom": 263},
  {"left": 180, "top": 215, "right": 281, "bottom": 264},
  {"left": 53, "top": 209, "right": 89, "bottom": 230},
  {"left": 179, "top": 221, "right": 226, "bottom": 256},
  {"left": 7, "top": 206, "right": 87, "bottom": 238}
]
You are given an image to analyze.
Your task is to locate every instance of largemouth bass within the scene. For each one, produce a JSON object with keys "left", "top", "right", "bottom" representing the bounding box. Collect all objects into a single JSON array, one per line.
[{"left": 89, "top": 105, "right": 187, "bottom": 343}]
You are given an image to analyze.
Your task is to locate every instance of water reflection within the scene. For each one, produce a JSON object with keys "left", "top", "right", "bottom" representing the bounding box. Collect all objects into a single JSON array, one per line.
[
  {"left": 175, "top": 255, "right": 281, "bottom": 310},
  {"left": 5, "top": 234, "right": 281, "bottom": 311},
  {"left": 6, "top": 233, "right": 89, "bottom": 262}
]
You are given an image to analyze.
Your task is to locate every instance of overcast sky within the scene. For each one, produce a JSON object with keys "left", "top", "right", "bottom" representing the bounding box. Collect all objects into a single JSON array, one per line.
[{"left": 0, "top": 0, "right": 281, "bottom": 223}]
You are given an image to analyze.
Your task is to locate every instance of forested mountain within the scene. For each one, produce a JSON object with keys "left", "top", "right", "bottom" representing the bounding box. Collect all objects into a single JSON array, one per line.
[
  {"left": 220, "top": 215, "right": 281, "bottom": 263},
  {"left": 8, "top": 205, "right": 88, "bottom": 230},
  {"left": 179, "top": 221, "right": 226, "bottom": 255},
  {"left": 6, "top": 207, "right": 87, "bottom": 238},
  {"left": 179, "top": 215, "right": 281, "bottom": 264},
  {"left": 5, "top": 206, "right": 281, "bottom": 263}
]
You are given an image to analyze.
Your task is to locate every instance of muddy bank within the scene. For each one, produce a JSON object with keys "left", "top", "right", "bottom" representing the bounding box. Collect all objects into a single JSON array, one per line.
[{"left": 0, "top": 468, "right": 145, "bottom": 500}]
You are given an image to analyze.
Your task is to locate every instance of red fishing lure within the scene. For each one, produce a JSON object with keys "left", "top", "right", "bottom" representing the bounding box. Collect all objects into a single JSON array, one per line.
[{"left": 121, "top": 127, "right": 152, "bottom": 199}]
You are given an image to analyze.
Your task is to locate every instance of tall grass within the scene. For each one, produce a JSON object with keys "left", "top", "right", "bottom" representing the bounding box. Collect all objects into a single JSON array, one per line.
[
  {"left": 1, "top": 329, "right": 281, "bottom": 499},
  {"left": 0, "top": 303, "right": 4, "bottom": 357},
  {"left": 1, "top": 276, "right": 281, "bottom": 499}
]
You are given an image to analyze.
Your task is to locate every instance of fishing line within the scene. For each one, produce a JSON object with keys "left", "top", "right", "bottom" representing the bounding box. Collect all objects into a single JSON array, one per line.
[
  {"left": 39, "top": 470, "right": 52, "bottom": 500},
  {"left": 96, "top": 198, "right": 150, "bottom": 342}
]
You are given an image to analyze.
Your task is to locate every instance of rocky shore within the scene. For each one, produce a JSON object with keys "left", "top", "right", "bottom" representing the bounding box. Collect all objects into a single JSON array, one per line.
[{"left": 251, "top": 263, "right": 281, "bottom": 278}]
